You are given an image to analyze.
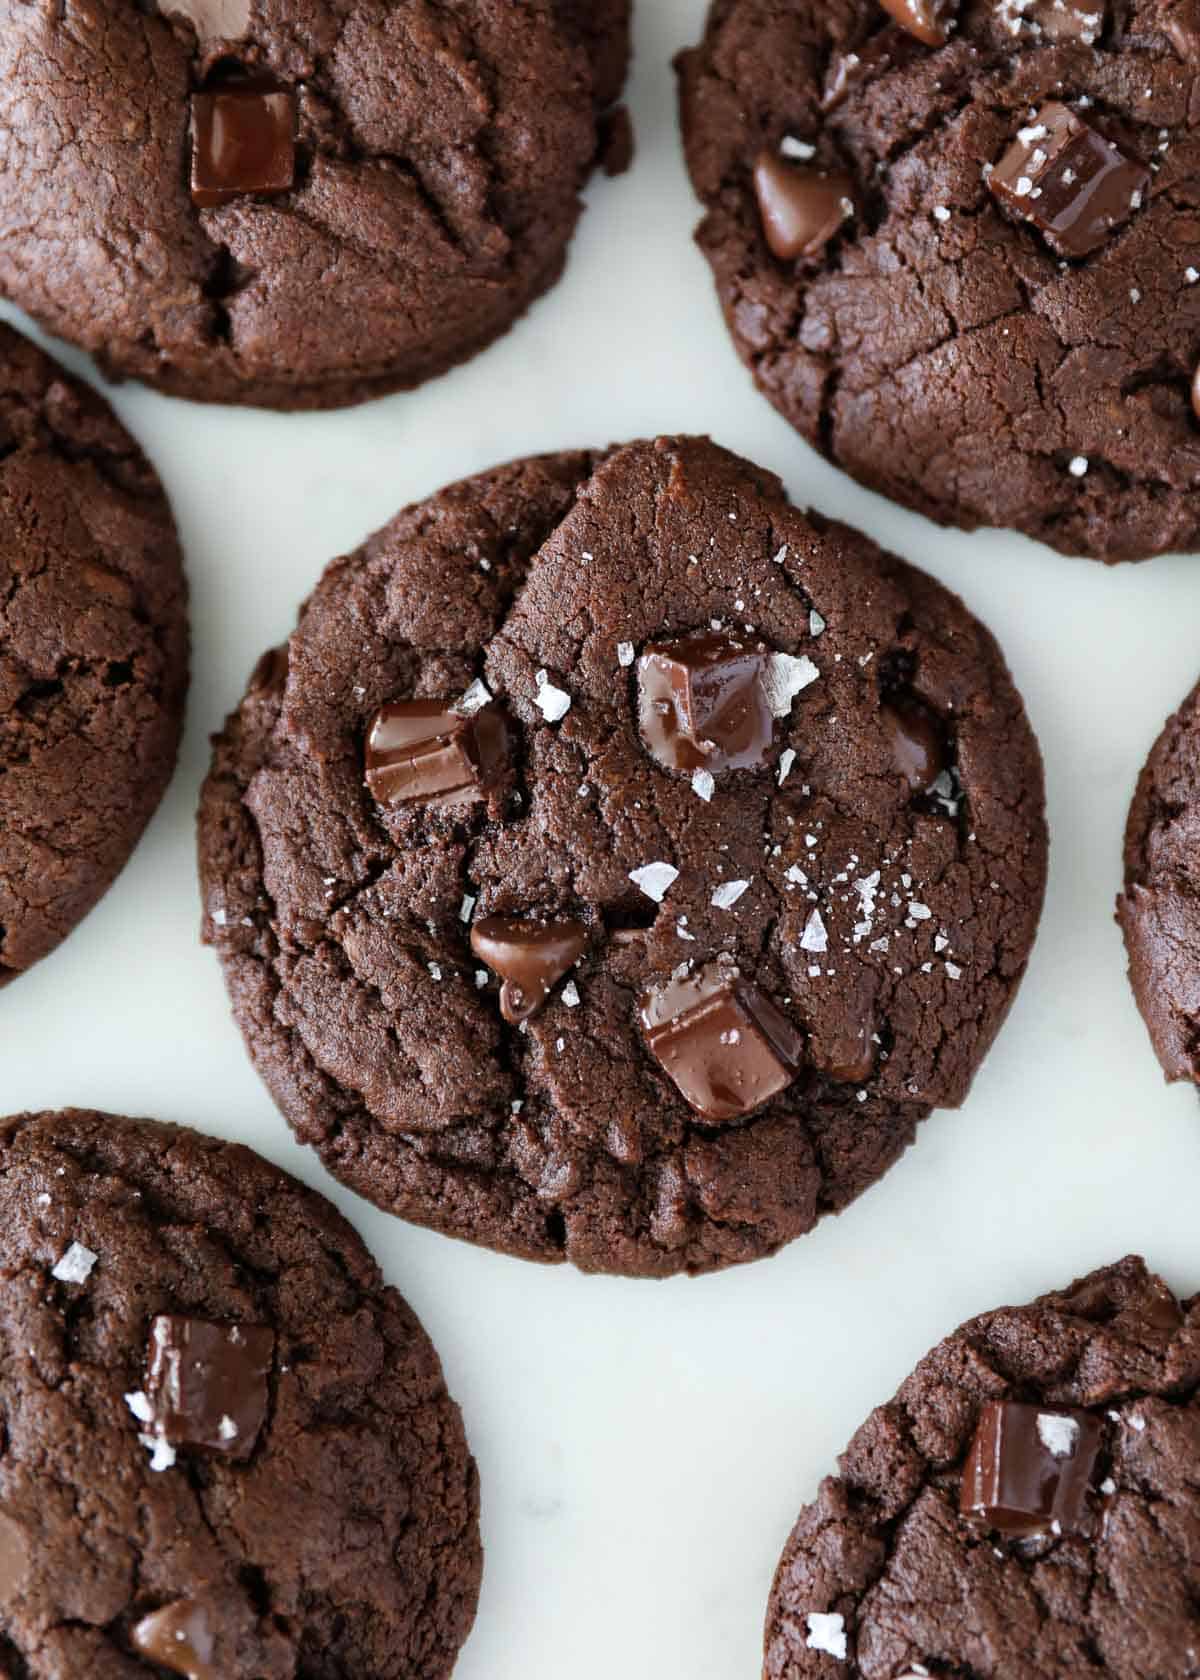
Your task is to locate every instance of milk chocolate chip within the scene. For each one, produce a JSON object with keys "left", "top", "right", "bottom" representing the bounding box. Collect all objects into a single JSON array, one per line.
[
  {"left": 190, "top": 88, "right": 295, "bottom": 208},
  {"left": 145, "top": 1316, "right": 274, "bottom": 1457},
  {"left": 640, "top": 962, "right": 803, "bottom": 1120},
  {"left": 469, "top": 915, "right": 588, "bottom": 1024},
  {"left": 988, "top": 102, "right": 1150, "bottom": 260},
  {"left": 960, "top": 1400, "right": 1102, "bottom": 1538},
  {"left": 753, "top": 153, "right": 856, "bottom": 261},
  {"left": 131, "top": 1600, "right": 218, "bottom": 1680},
  {"left": 365, "top": 699, "right": 508, "bottom": 811},
  {"left": 637, "top": 632, "right": 775, "bottom": 774}
]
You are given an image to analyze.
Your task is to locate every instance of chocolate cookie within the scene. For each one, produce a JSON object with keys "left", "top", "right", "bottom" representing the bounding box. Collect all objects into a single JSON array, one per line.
[
  {"left": 0, "top": 325, "right": 188, "bottom": 986},
  {"left": 0, "top": 1108, "right": 481, "bottom": 1678},
  {"left": 765, "top": 1257, "right": 1200, "bottom": 1677},
  {"left": 678, "top": 0, "right": 1200, "bottom": 562},
  {"left": 1116, "top": 676, "right": 1200, "bottom": 1079},
  {"left": 0, "top": 0, "right": 631, "bottom": 411},
  {"left": 197, "top": 435, "right": 1047, "bottom": 1278}
]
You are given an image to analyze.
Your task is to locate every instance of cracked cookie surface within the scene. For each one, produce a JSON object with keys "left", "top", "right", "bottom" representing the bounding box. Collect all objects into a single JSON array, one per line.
[
  {"left": 0, "top": 1107, "right": 481, "bottom": 1679},
  {"left": 1117, "top": 676, "right": 1200, "bottom": 1081},
  {"left": 0, "top": 0, "right": 630, "bottom": 410},
  {"left": 197, "top": 436, "right": 1047, "bottom": 1278},
  {"left": 678, "top": 0, "right": 1200, "bottom": 562},
  {"left": 765, "top": 1256, "right": 1200, "bottom": 1678},
  {"left": 0, "top": 324, "right": 188, "bottom": 986}
]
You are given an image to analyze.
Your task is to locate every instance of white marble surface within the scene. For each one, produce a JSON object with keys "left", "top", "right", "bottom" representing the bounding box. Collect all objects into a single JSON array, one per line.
[{"left": 4, "top": 4, "right": 1200, "bottom": 1674}]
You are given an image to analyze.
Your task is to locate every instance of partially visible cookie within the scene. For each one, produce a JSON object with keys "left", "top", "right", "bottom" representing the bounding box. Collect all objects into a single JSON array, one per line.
[
  {"left": 678, "top": 0, "right": 1200, "bottom": 562},
  {"left": 198, "top": 435, "right": 1047, "bottom": 1278},
  {"left": 0, "top": 0, "right": 631, "bottom": 410},
  {"left": 0, "top": 1108, "right": 481, "bottom": 1678},
  {"left": 1117, "top": 679, "right": 1200, "bottom": 1079},
  {"left": 0, "top": 325, "right": 188, "bottom": 986},
  {"left": 766, "top": 1257, "right": 1200, "bottom": 1678}
]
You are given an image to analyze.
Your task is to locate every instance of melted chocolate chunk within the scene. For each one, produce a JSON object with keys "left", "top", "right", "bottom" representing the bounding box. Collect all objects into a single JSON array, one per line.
[
  {"left": 988, "top": 102, "right": 1150, "bottom": 260},
  {"left": 753, "top": 154, "right": 856, "bottom": 262},
  {"left": 145, "top": 1316, "right": 274, "bottom": 1457},
  {"left": 640, "top": 962, "right": 804, "bottom": 1121},
  {"left": 878, "top": 0, "right": 955, "bottom": 46},
  {"left": 637, "top": 633, "right": 775, "bottom": 774},
  {"left": 960, "top": 1400, "right": 1102, "bottom": 1538},
  {"left": 881, "top": 698, "right": 946, "bottom": 792},
  {"left": 365, "top": 699, "right": 508, "bottom": 811},
  {"left": 469, "top": 915, "right": 588, "bottom": 1024},
  {"left": 1192, "top": 360, "right": 1200, "bottom": 422},
  {"left": 131, "top": 1600, "right": 217, "bottom": 1680},
  {"left": 190, "top": 89, "right": 295, "bottom": 208}
]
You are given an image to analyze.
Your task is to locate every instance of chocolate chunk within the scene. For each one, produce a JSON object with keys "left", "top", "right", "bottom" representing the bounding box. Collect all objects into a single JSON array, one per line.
[
  {"left": 878, "top": 0, "right": 954, "bottom": 46},
  {"left": 164, "top": 0, "right": 250, "bottom": 38},
  {"left": 988, "top": 102, "right": 1150, "bottom": 260},
  {"left": 881, "top": 698, "right": 946, "bottom": 792},
  {"left": 145, "top": 1316, "right": 273, "bottom": 1457},
  {"left": 753, "top": 153, "right": 856, "bottom": 261},
  {"left": 365, "top": 699, "right": 508, "bottom": 811},
  {"left": 469, "top": 915, "right": 588, "bottom": 1024},
  {"left": 1192, "top": 360, "right": 1200, "bottom": 422},
  {"left": 960, "top": 1400, "right": 1102, "bottom": 1538},
  {"left": 640, "top": 962, "right": 804, "bottom": 1120},
  {"left": 190, "top": 89, "right": 295, "bottom": 208},
  {"left": 131, "top": 1600, "right": 217, "bottom": 1680},
  {"left": 637, "top": 632, "right": 775, "bottom": 774}
]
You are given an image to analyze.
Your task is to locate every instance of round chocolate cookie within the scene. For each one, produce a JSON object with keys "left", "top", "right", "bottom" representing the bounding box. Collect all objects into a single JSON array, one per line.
[
  {"left": 678, "top": 0, "right": 1200, "bottom": 562},
  {"left": 0, "top": 1108, "right": 481, "bottom": 1678},
  {"left": 1117, "top": 676, "right": 1200, "bottom": 1079},
  {"left": 765, "top": 1257, "right": 1200, "bottom": 1677},
  {"left": 0, "top": 325, "right": 188, "bottom": 986},
  {"left": 197, "top": 435, "right": 1047, "bottom": 1278},
  {"left": 0, "top": 0, "right": 631, "bottom": 411}
]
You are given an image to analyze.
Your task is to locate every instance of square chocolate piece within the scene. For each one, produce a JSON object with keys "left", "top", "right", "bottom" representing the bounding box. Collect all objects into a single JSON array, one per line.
[
  {"left": 190, "top": 89, "right": 295, "bottom": 208},
  {"left": 960, "top": 1399, "right": 1102, "bottom": 1538},
  {"left": 146, "top": 1315, "right": 274, "bottom": 1457},
  {"left": 637, "top": 633, "right": 773, "bottom": 773},
  {"left": 987, "top": 102, "right": 1149, "bottom": 260},
  {"left": 640, "top": 962, "right": 804, "bottom": 1121},
  {"left": 364, "top": 698, "right": 508, "bottom": 810}
]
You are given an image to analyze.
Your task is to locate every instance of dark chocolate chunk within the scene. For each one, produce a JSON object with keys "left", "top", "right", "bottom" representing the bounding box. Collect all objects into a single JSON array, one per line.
[
  {"left": 145, "top": 1316, "right": 274, "bottom": 1457},
  {"left": 878, "top": 0, "right": 954, "bottom": 46},
  {"left": 640, "top": 961, "right": 804, "bottom": 1121},
  {"left": 881, "top": 698, "right": 946, "bottom": 792},
  {"left": 987, "top": 102, "right": 1150, "bottom": 260},
  {"left": 960, "top": 1400, "right": 1102, "bottom": 1538},
  {"left": 190, "top": 89, "right": 295, "bottom": 209},
  {"left": 469, "top": 915, "right": 588, "bottom": 1024},
  {"left": 1192, "top": 360, "right": 1200, "bottom": 422},
  {"left": 131, "top": 1600, "right": 217, "bottom": 1680},
  {"left": 365, "top": 698, "right": 508, "bottom": 811},
  {"left": 637, "top": 632, "right": 775, "bottom": 774},
  {"left": 753, "top": 153, "right": 856, "bottom": 262}
]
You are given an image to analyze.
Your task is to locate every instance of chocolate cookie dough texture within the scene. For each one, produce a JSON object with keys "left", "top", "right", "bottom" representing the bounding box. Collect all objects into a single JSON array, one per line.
[
  {"left": 0, "top": 325, "right": 188, "bottom": 986},
  {"left": 0, "top": 1109, "right": 481, "bottom": 1679},
  {"left": 678, "top": 0, "right": 1200, "bottom": 561},
  {"left": 1118, "top": 675, "right": 1200, "bottom": 1080},
  {"left": 199, "top": 436, "right": 1047, "bottom": 1278},
  {"left": 0, "top": 0, "right": 632, "bottom": 410},
  {"left": 765, "top": 1257, "right": 1200, "bottom": 1677}
]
